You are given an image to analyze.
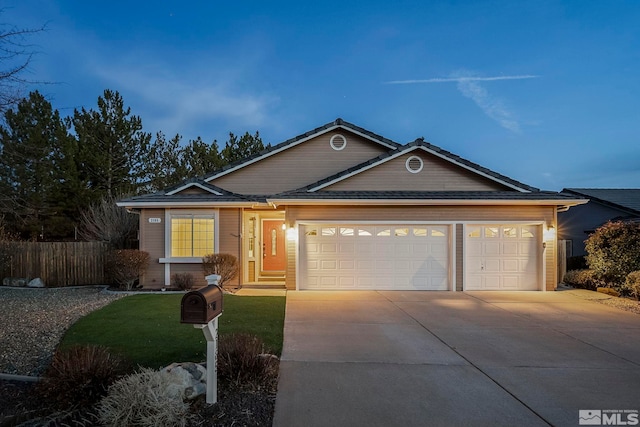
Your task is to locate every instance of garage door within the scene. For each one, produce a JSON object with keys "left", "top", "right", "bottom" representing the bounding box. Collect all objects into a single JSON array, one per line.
[
  {"left": 465, "top": 224, "right": 540, "bottom": 290},
  {"left": 299, "top": 223, "right": 450, "bottom": 290}
]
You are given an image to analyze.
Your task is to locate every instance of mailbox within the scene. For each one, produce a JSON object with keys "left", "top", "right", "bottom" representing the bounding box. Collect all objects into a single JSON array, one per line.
[{"left": 180, "top": 285, "right": 223, "bottom": 324}]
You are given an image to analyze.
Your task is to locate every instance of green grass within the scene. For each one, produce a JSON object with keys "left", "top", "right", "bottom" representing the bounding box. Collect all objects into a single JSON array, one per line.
[{"left": 60, "top": 294, "right": 285, "bottom": 369}]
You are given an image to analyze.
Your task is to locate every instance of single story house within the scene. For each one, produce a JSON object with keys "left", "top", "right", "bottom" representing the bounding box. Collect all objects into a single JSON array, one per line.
[
  {"left": 558, "top": 188, "right": 640, "bottom": 257},
  {"left": 118, "top": 119, "right": 586, "bottom": 291}
]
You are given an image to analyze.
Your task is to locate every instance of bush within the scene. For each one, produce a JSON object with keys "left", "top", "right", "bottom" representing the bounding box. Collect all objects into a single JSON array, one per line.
[
  {"left": 38, "top": 345, "right": 129, "bottom": 409},
  {"left": 217, "top": 333, "right": 279, "bottom": 390},
  {"left": 106, "top": 249, "right": 150, "bottom": 290},
  {"left": 171, "top": 272, "right": 195, "bottom": 290},
  {"left": 585, "top": 221, "right": 640, "bottom": 286},
  {"left": 202, "top": 253, "right": 239, "bottom": 289},
  {"left": 562, "top": 269, "right": 604, "bottom": 290},
  {"left": 624, "top": 271, "right": 640, "bottom": 300},
  {"left": 96, "top": 368, "right": 194, "bottom": 427}
]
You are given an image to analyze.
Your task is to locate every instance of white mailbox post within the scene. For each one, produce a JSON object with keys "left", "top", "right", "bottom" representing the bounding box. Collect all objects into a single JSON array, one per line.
[{"left": 190, "top": 274, "right": 223, "bottom": 404}]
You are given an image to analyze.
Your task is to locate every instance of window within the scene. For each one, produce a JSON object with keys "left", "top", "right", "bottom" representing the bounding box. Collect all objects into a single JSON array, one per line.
[
  {"left": 413, "top": 228, "right": 428, "bottom": 237},
  {"left": 171, "top": 215, "right": 215, "bottom": 257},
  {"left": 322, "top": 227, "right": 337, "bottom": 236},
  {"left": 340, "top": 227, "right": 355, "bottom": 236},
  {"left": 431, "top": 227, "right": 446, "bottom": 237},
  {"left": 395, "top": 228, "right": 409, "bottom": 237},
  {"left": 503, "top": 227, "right": 517, "bottom": 238}
]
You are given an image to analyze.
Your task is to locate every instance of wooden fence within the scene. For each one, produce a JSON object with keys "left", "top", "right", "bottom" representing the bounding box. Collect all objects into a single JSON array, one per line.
[{"left": 1, "top": 242, "right": 109, "bottom": 286}]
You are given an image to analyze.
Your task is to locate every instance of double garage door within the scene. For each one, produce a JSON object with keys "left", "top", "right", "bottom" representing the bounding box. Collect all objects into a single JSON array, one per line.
[
  {"left": 299, "top": 223, "right": 450, "bottom": 290},
  {"left": 298, "top": 222, "right": 541, "bottom": 291}
]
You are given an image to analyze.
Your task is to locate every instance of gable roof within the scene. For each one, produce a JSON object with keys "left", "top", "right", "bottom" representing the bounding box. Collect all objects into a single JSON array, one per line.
[
  {"left": 563, "top": 188, "right": 640, "bottom": 215},
  {"left": 301, "top": 138, "right": 538, "bottom": 193},
  {"left": 203, "top": 118, "right": 401, "bottom": 182}
]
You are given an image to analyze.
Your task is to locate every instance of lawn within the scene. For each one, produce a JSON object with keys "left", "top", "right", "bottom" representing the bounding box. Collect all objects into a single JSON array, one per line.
[{"left": 60, "top": 294, "right": 286, "bottom": 369}]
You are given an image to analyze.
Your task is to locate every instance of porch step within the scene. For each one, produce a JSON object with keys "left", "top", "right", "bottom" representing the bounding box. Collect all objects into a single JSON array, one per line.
[{"left": 241, "top": 284, "right": 286, "bottom": 290}]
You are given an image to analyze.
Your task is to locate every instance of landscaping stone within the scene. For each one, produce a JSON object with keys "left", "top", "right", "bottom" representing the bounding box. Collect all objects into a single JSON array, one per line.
[
  {"left": 161, "top": 362, "right": 207, "bottom": 400},
  {"left": 27, "top": 278, "right": 45, "bottom": 288}
]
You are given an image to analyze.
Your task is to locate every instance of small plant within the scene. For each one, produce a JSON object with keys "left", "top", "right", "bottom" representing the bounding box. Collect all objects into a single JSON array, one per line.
[
  {"left": 172, "top": 272, "right": 195, "bottom": 290},
  {"left": 624, "top": 271, "right": 640, "bottom": 300},
  {"left": 202, "top": 253, "right": 239, "bottom": 290},
  {"left": 96, "top": 368, "right": 194, "bottom": 427},
  {"left": 38, "top": 345, "right": 129, "bottom": 409},
  {"left": 217, "top": 333, "right": 279, "bottom": 390},
  {"left": 106, "top": 249, "right": 150, "bottom": 290}
]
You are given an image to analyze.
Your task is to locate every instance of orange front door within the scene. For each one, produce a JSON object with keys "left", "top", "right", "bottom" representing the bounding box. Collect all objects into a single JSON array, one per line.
[{"left": 262, "top": 219, "right": 286, "bottom": 272}]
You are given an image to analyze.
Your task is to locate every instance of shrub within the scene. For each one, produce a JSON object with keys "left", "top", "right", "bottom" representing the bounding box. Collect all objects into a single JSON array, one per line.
[
  {"left": 202, "top": 253, "right": 239, "bottom": 289},
  {"left": 38, "top": 345, "right": 129, "bottom": 409},
  {"left": 585, "top": 221, "right": 640, "bottom": 286},
  {"left": 172, "top": 272, "right": 195, "bottom": 290},
  {"left": 96, "top": 368, "right": 194, "bottom": 427},
  {"left": 624, "top": 271, "right": 640, "bottom": 300},
  {"left": 217, "top": 333, "right": 279, "bottom": 390},
  {"left": 106, "top": 249, "right": 150, "bottom": 290},
  {"left": 562, "top": 269, "right": 604, "bottom": 291}
]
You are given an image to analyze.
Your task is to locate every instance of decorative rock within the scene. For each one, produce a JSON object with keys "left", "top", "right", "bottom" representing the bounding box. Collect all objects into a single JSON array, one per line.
[
  {"left": 161, "top": 362, "right": 207, "bottom": 400},
  {"left": 2, "top": 277, "right": 29, "bottom": 287},
  {"left": 27, "top": 278, "right": 45, "bottom": 288}
]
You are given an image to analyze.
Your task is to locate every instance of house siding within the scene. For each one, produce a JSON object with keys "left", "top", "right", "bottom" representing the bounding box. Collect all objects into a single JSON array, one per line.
[
  {"left": 219, "top": 208, "right": 241, "bottom": 287},
  {"left": 209, "top": 131, "right": 389, "bottom": 194},
  {"left": 323, "top": 152, "right": 510, "bottom": 192},
  {"left": 140, "top": 209, "right": 166, "bottom": 288}
]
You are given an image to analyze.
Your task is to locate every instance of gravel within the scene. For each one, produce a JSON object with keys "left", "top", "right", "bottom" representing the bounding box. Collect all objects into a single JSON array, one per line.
[{"left": 0, "top": 286, "right": 123, "bottom": 376}]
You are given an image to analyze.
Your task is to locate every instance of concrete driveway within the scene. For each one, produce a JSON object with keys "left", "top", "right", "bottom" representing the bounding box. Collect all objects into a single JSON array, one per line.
[{"left": 273, "top": 289, "right": 640, "bottom": 427}]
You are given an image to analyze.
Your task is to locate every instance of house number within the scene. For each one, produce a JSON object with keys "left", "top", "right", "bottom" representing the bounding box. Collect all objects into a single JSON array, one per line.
[{"left": 148, "top": 218, "right": 162, "bottom": 223}]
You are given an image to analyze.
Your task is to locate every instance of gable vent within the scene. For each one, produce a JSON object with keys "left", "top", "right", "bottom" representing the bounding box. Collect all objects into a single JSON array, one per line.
[
  {"left": 330, "top": 134, "right": 347, "bottom": 151},
  {"left": 406, "top": 155, "right": 424, "bottom": 173}
]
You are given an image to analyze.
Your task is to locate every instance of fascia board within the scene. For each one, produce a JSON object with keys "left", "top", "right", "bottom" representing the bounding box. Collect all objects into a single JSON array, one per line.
[
  {"left": 267, "top": 198, "right": 590, "bottom": 207},
  {"left": 116, "top": 201, "right": 255, "bottom": 208}
]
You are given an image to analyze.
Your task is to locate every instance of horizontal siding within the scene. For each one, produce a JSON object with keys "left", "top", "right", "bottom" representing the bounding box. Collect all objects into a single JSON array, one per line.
[
  {"left": 218, "top": 208, "right": 241, "bottom": 287},
  {"left": 324, "top": 152, "right": 509, "bottom": 191},
  {"left": 210, "top": 131, "right": 388, "bottom": 194},
  {"left": 169, "top": 264, "right": 208, "bottom": 288},
  {"left": 140, "top": 209, "right": 166, "bottom": 287}
]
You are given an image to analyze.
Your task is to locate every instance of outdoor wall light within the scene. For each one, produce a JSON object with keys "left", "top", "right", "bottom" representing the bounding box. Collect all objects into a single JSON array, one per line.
[{"left": 286, "top": 226, "right": 297, "bottom": 241}]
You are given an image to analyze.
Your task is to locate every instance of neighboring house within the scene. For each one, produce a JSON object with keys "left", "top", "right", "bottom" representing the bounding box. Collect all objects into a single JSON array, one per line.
[
  {"left": 118, "top": 119, "right": 586, "bottom": 291},
  {"left": 558, "top": 188, "right": 640, "bottom": 257}
]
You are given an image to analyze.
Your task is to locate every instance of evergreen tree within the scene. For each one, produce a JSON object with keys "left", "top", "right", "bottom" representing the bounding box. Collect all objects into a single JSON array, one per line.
[
  {"left": 72, "top": 89, "right": 151, "bottom": 201},
  {"left": 180, "top": 136, "right": 224, "bottom": 178},
  {"left": 220, "top": 131, "right": 266, "bottom": 164},
  {"left": 0, "top": 91, "right": 76, "bottom": 239}
]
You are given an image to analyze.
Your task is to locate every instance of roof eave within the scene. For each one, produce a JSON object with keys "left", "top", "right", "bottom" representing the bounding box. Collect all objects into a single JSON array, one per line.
[
  {"left": 116, "top": 201, "right": 256, "bottom": 208},
  {"left": 268, "top": 198, "right": 590, "bottom": 207}
]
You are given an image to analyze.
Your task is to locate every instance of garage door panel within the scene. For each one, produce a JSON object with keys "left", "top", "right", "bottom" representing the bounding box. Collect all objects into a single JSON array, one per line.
[{"left": 300, "top": 223, "right": 450, "bottom": 290}]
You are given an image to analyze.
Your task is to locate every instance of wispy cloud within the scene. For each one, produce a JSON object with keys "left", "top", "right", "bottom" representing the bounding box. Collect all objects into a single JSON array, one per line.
[{"left": 385, "top": 72, "right": 539, "bottom": 133}]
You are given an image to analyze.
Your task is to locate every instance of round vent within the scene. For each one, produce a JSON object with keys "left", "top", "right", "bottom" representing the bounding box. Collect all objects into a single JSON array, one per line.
[
  {"left": 330, "top": 134, "right": 347, "bottom": 151},
  {"left": 406, "top": 155, "right": 424, "bottom": 173}
]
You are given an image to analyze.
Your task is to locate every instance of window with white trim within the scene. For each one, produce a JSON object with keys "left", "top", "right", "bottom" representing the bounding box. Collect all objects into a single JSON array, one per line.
[{"left": 171, "top": 214, "right": 215, "bottom": 257}]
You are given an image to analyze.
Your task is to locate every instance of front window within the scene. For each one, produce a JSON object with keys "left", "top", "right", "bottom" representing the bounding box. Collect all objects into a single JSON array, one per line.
[{"left": 171, "top": 215, "right": 215, "bottom": 257}]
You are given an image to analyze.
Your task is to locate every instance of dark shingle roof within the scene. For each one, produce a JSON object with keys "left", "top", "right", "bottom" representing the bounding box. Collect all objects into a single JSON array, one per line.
[
  {"left": 563, "top": 188, "right": 640, "bottom": 214},
  {"left": 273, "top": 190, "right": 580, "bottom": 202}
]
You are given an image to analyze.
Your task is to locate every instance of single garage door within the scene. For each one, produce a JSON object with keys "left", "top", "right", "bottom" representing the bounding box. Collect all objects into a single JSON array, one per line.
[
  {"left": 299, "top": 223, "right": 450, "bottom": 290},
  {"left": 465, "top": 224, "right": 540, "bottom": 290}
]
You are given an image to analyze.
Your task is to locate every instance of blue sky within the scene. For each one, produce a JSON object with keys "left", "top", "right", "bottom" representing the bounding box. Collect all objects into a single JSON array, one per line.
[{"left": 6, "top": 0, "right": 640, "bottom": 191}]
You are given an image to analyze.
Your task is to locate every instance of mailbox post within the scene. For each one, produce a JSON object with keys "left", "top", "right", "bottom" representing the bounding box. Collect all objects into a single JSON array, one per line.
[{"left": 180, "top": 274, "right": 223, "bottom": 404}]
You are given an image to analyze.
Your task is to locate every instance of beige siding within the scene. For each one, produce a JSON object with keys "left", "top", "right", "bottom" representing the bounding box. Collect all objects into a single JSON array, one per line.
[
  {"left": 324, "top": 152, "right": 510, "bottom": 191},
  {"left": 219, "top": 208, "right": 242, "bottom": 287},
  {"left": 210, "top": 131, "right": 389, "bottom": 194},
  {"left": 140, "top": 209, "right": 166, "bottom": 288},
  {"left": 286, "top": 204, "right": 557, "bottom": 291},
  {"left": 168, "top": 264, "right": 209, "bottom": 288}
]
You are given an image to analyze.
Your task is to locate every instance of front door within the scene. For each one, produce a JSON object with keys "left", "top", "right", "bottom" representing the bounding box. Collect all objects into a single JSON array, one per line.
[{"left": 262, "top": 219, "right": 286, "bottom": 272}]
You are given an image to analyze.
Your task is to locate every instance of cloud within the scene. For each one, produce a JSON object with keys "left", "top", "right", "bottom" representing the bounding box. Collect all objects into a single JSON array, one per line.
[{"left": 385, "top": 72, "right": 539, "bottom": 133}]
